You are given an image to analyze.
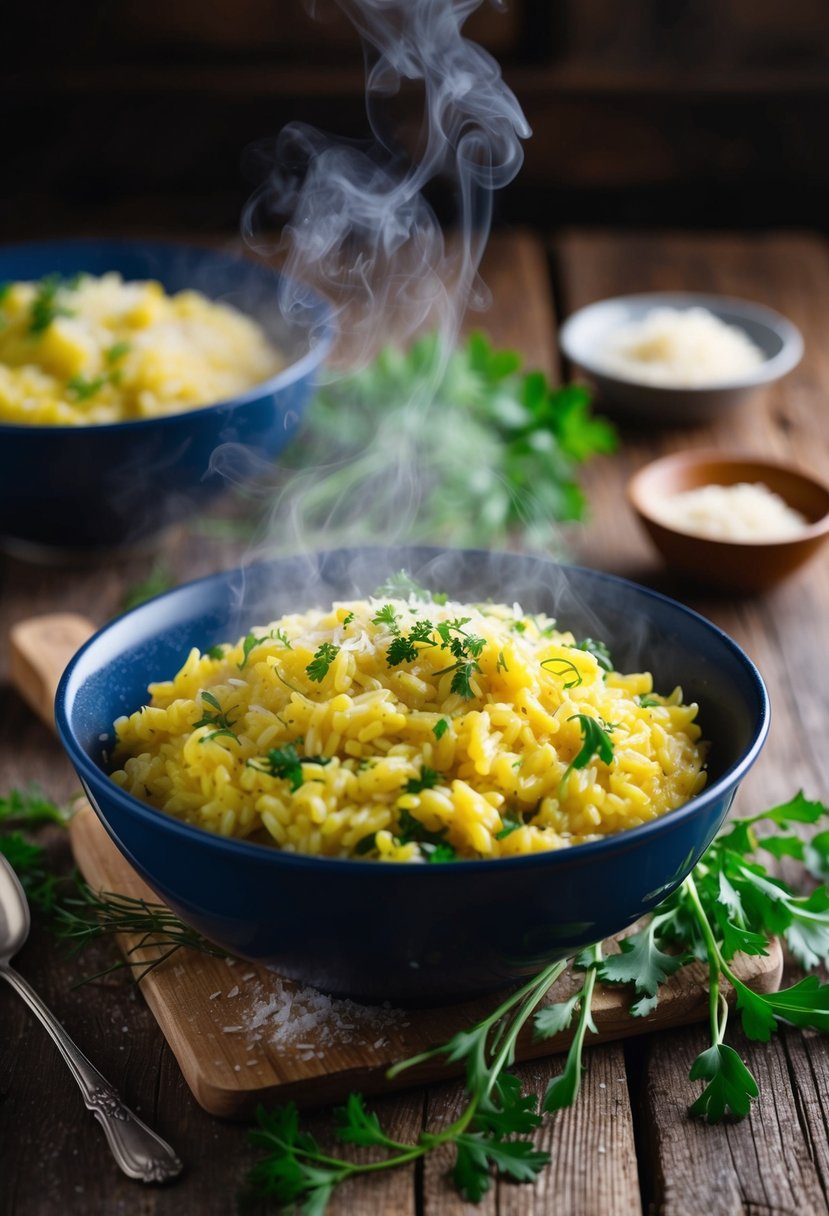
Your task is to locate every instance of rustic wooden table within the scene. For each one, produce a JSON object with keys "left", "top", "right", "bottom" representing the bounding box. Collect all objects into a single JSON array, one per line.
[{"left": 2, "top": 229, "right": 828, "bottom": 1215}]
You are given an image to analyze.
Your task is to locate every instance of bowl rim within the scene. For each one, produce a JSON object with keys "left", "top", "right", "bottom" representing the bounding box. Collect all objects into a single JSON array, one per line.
[
  {"left": 55, "top": 552, "right": 771, "bottom": 876},
  {"left": 628, "top": 448, "right": 829, "bottom": 544},
  {"left": 0, "top": 236, "right": 334, "bottom": 435},
  {"left": 559, "top": 290, "right": 804, "bottom": 392}
]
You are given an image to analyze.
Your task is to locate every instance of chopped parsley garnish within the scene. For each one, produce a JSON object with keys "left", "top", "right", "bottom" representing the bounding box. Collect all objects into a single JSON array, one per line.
[
  {"left": 403, "top": 766, "right": 441, "bottom": 794},
  {"left": 540, "top": 656, "right": 582, "bottom": 689},
  {"left": 561, "top": 713, "right": 615, "bottom": 784},
  {"left": 395, "top": 809, "right": 455, "bottom": 862},
  {"left": 385, "top": 616, "right": 485, "bottom": 699},
  {"left": 496, "top": 813, "right": 523, "bottom": 840},
  {"left": 568, "top": 638, "right": 613, "bottom": 673},
  {"left": 67, "top": 374, "right": 108, "bottom": 401},
  {"left": 193, "top": 691, "right": 239, "bottom": 743},
  {"left": 246, "top": 743, "right": 332, "bottom": 791},
  {"left": 353, "top": 833, "right": 377, "bottom": 856},
  {"left": 433, "top": 718, "right": 449, "bottom": 740},
  {"left": 496, "top": 651, "right": 509, "bottom": 673},
  {"left": 371, "top": 604, "right": 401, "bottom": 634},
  {"left": 638, "top": 694, "right": 661, "bottom": 708},
  {"left": 206, "top": 645, "right": 226, "bottom": 660},
  {"left": 422, "top": 842, "right": 457, "bottom": 863},
  {"left": 306, "top": 642, "right": 340, "bottom": 683},
  {"left": 105, "top": 340, "right": 132, "bottom": 364},
  {"left": 29, "top": 274, "right": 77, "bottom": 335},
  {"left": 342, "top": 611, "right": 355, "bottom": 626},
  {"left": 433, "top": 621, "right": 486, "bottom": 699},
  {"left": 238, "top": 628, "right": 292, "bottom": 671}
]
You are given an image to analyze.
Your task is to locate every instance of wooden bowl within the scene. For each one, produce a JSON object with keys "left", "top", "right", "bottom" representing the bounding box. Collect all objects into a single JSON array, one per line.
[{"left": 628, "top": 451, "right": 829, "bottom": 593}]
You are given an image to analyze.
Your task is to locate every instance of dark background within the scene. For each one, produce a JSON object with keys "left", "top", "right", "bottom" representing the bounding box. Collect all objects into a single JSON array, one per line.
[{"left": 5, "top": 0, "right": 829, "bottom": 240}]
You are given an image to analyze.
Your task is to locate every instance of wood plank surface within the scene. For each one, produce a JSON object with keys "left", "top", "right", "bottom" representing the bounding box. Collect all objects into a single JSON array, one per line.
[
  {"left": 1, "top": 228, "right": 827, "bottom": 1215},
  {"left": 558, "top": 229, "right": 829, "bottom": 1215}
]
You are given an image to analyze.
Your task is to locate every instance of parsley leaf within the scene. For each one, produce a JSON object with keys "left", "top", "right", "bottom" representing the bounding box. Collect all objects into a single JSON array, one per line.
[
  {"left": 371, "top": 604, "right": 401, "bottom": 633},
  {"left": 306, "top": 642, "right": 340, "bottom": 683},
  {"left": 29, "top": 274, "right": 76, "bottom": 334},
  {"left": 404, "top": 766, "right": 441, "bottom": 794},
  {"left": 67, "top": 374, "right": 108, "bottom": 402},
  {"left": 568, "top": 638, "right": 613, "bottom": 672},
  {"left": 247, "top": 744, "right": 332, "bottom": 791},
  {"left": 433, "top": 717, "right": 449, "bottom": 740},
  {"left": 689, "top": 1044, "right": 759, "bottom": 1122},
  {"left": 193, "top": 691, "right": 239, "bottom": 743},
  {"left": 561, "top": 714, "right": 615, "bottom": 784}
]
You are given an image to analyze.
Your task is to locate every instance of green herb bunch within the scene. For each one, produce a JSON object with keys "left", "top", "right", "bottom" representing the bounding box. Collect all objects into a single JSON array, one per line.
[
  {"left": 247, "top": 792, "right": 829, "bottom": 1210},
  {"left": 278, "top": 331, "right": 616, "bottom": 551}
]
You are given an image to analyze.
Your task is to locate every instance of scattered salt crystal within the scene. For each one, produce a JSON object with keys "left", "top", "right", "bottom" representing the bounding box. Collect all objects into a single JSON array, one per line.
[
  {"left": 222, "top": 1025, "right": 244, "bottom": 1034},
  {"left": 225, "top": 957, "right": 236, "bottom": 966},
  {"left": 242, "top": 972, "right": 256, "bottom": 981},
  {"left": 300, "top": 1050, "right": 316, "bottom": 1061},
  {"left": 246, "top": 1061, "right": 258, "bottom": 1067},
  {"left": 597, "top": 1145, "right": 606, "bottom": 1154},
  {"left": 226, "top": 985, "right": 240, "bottom": 999},
  {"left": 233, "top": 1065, "right": 241, "bottom": 1072},
  {"left": 296, "top": 1043, "right": 315, "bottom": 1050},
  {"left": 209, "top": 991, "right": 221, "bottom": 1000},
  {"left": 374, "top": 1039, "right": 387, "bottom": 1049},
  {"left": 599, "top": 1082, "right": 606, "bottom": 1090}
]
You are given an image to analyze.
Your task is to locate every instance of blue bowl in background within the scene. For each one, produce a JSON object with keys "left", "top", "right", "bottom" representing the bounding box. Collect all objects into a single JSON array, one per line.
[
  {"left": 0, "top": 239, "right": 332, "bottom": 557},
  {"left": 55, "top": 547, "right": 770, "bottom": 1005}
]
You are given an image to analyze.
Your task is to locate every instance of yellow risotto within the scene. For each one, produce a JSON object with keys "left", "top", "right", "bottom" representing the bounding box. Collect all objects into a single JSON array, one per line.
[
  {"left": 110, "top": 596, "right": 707, "bottom": 863},
  {"left": 0, "top": 272, "right": 283, "bottom": 425}
]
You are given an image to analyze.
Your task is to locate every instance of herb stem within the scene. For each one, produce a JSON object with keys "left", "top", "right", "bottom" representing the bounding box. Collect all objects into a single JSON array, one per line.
[
  {"left": 485, "top": 960, "right": 569, "bottom": 1100},
  {"left": 682, "top": 873, "right": 724, "bottom": 1044}
]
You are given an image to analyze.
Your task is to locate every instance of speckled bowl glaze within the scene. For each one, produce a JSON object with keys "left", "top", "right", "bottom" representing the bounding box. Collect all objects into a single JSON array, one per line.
[
  {"left": 55, "top": 547, "right": 770, "bottom": 1005},
  {"left": 629, "top": 450, "right": 829, "bottom": 593},
  {"left": 0, "top": 239, "right": 332, "bottom": 557},
  {"left": 559, "top": 292, "right": 803, "bottom": 425}
]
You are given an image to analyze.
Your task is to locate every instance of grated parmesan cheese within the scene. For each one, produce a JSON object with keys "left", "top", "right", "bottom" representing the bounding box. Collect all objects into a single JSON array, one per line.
[
  {"left": 601, "top": 306, "right": 765, "bottom": 387},
  {"left": 651, "top": 481, "right": 807, "bottom": 541}
]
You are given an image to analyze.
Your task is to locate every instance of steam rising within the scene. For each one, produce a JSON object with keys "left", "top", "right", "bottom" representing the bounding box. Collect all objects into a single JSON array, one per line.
[
  {"left": 242, "top": 0, "right": 529, "bottom": 369},
  {"left": 211, "top": 0, "right": 532, "bottom": 570}
]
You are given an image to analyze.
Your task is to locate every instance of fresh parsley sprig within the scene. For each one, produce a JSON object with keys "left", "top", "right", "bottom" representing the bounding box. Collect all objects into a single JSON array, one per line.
[
  {"left": 247, "top": 791, "right": 829, "bottom": 1208},
  {"left": 279, "top": 331, "right": 616, "bottom": 550},
  {"left": 599, "top": 791, "right": 829, "bottom": 1120},
  {"left": 561, "top": 714, "right": 615, "bottom": 787},
  {"left": 246, "top": 742, "right": 332, "bottom": 791},
  {"left": 306, "top": 642, "right": 340, "bottom": 683},
  {"left": 193, "top": 691, "right": 239, "bottom": 743}
]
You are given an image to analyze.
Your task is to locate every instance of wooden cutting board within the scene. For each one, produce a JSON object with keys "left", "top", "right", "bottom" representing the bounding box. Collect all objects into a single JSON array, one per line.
[
  {"left": 68, "top": 805, "right": 783, "bottom": 1119},
  {"left": 14, "top": 613, "right": 785, "bottom": 1120}
]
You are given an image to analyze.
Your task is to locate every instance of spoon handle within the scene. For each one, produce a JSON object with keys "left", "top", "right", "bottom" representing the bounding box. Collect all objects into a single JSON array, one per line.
[{"left": 1, "top": 963, "right": 183, "bottom": 1182}]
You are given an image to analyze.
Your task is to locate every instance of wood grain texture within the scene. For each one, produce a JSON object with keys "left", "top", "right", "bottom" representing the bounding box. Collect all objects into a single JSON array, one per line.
[
  {"left": 1, "top": 230, "right": 827, "bottom": 1214},
  {"left": 66, "top": 801, "right": 782, "bottom": 1118},
  {"left": 558, "top": 229, "right": 829, "bottom": 1215}
]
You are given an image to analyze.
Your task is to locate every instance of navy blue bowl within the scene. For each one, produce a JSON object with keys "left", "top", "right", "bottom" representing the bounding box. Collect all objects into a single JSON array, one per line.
[
  {"left": 0, "top": 239, "right": 331, "bottom": 556},
  {"left": 55, "top": 547, "right": 770, "bottom": 1005}
]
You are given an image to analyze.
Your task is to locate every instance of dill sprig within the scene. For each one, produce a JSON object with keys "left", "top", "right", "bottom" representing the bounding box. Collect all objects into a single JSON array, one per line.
[{"left": 53, "top": 886, "right": 226, "bottom": 984}]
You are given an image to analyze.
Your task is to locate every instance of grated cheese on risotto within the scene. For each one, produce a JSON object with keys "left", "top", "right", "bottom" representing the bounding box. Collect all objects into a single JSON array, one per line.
[
  {"left": 599, "top": 306, "right": 764, "bottom": 387},
  {"left": 0, "top": 272, "right": 283, "bottom": 425},
  {"left": 110, "top": 596, "right": 707, "bottom": 862}
]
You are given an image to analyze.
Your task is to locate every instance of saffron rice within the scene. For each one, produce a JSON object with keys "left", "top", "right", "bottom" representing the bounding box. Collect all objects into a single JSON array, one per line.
[{"left": 110, "top": 596, "right": 707, "bottom": 862}]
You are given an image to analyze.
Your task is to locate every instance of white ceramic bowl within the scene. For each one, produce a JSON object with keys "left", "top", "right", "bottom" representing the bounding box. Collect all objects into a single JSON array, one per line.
[{"left": 559, "top": 292, "right": 803, "bottom": 424}]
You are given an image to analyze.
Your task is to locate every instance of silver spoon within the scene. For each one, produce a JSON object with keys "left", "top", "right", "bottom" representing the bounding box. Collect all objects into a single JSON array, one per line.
[{"left": 0, "top": 852, "right": 183, "bottom": 1183}]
